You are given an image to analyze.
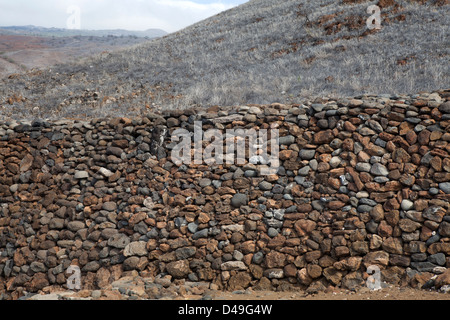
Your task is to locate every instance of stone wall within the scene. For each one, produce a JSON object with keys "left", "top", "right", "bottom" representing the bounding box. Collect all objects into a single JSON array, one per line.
[{"left": 1, "top": 90, "right": 450, "bottom": 298}]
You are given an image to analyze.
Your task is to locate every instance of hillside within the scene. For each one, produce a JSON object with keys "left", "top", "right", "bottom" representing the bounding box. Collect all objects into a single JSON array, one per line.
[
  {"left": 0, "top": 0, "right": 448, "bottom": 120},
  {"left": 0, "top": 34, "right": 152, "bottom": 79}
]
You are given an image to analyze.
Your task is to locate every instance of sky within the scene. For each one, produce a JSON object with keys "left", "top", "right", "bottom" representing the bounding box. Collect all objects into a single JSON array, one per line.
[{"left": 0, "top": 0, "right": 248, "bottom": 33}]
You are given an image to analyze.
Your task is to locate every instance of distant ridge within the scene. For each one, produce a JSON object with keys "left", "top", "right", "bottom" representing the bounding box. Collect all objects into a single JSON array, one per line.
[{"left": 0, "top": 25, "right": 168, "bottom": 38}]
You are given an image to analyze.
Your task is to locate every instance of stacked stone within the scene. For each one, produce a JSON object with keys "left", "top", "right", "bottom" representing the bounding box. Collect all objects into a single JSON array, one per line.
[{"left": 0, "top": 90, "right": 449, "bottom": 299}]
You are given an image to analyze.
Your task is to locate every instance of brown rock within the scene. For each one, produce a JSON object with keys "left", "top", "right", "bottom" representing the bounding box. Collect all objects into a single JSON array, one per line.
[
  {"left": 328, "top": 201, "right": 345, "bottom": 210},
  {"left": 95, "top": 268, "right": 111, "bottom": 288},
  {"left": 435, "top": 269, "right": 450, "bottom": 289},
  {"left": 418, "top": 130, "right": 431, "bottom": 145},
  {"left": 265, "top": 251, "right": 286, "bottom": 268},
  {"left": 392, "top": 148, "right": 411, "bottom": 163},
  {"left": 363, "top": 251, "right": 389, "bottom": 267},
  {"left": 313, "top": 130, "right": 334, "bottom": 144},
  {"left": 405, "top": 131, "right": 418, "bottom": 145},
  {"left": 439, "top": 221, "right": 450, "bottom": 237},
  {"left": 423, "top": 206, "right": 446, "bottom": 223},
  {"left": 378, "top": 220, "right": 393, "bottom": 237},
  {"left": 341, "top": 272, "right": 364, "bottom": 290},
  {"left": 297, "top": 203, "right": 313, "bottom": 213},
  {"left": 303, "top": 264, "right": 322, "bottom": 280},
  {"left": 294, "top": 219, "right": 317, "bottom": 236},
  {"left": 283, "top": 264, "right": 298, "bottom": 278},
  {"left": 323, "top": 267, "right": 345, "bottom": 286},
  {"left": 20, "top": 154, "right": 34, "bottom": 172},
  {"left": 344, "top": 121, "right": 357, "bottom": 132},
  {"left": 166, "top": 260, "right": 191, "bottom": 278},
  {"left": 27, "top": 273, "right": 49, "bottom": 292},
  {"left": 297, "top": 268, "right": 313, "bottom": 286},
  {"left": 381, "top": 237, "right": 403, "bottom": 254},
  {"left": 228, "top": 272, "right": 252, "bottom": 291},
  {"left": 385, "top": 210, "right": 400, "bottom": 226},
  {"left": 384, "top": 198, "right": 400, "bottom": 211},
  {"left": 399, "top": 219, "right": 422, "bottom": 233},
  {"left": 430, "top": 156, "right": 443, "bottom": 171},
  {"left": 370, "top": 204, "right": 384, "bottom": 222}
]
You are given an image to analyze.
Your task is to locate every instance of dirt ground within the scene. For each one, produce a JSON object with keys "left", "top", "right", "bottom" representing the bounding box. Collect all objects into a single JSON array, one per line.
[
  {"left": 23, "top": 285, "right": 450, "bottom": 301},
  {"left": 207, "top": 286, "right": 450, "bottom": 300}
]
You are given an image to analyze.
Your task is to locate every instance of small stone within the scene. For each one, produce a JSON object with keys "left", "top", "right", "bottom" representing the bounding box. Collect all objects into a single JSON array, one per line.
[
  {"left": 98, "top": 167, "right": 113, "bottom": 178},
  {"left": 439, "top": 182, "right": 450, "bottom": 194},
  {"left": 299, "top": 149, "right": 316, "bottom": 160},
  {"left": 259, "top": 181, "right": 273, "bottom": 191},
  {"left": 102, "top": 202, "right": 117, "bottom": 211},
  {"left": 401, "top": 200, "right": 414, "bottom": 211},
  {"left": 428, "top": 253, "right": 446, "bottom": 266},
  {"left": 67, "top": 221, "right": 85, "bottom": 232},
  {"left": 107, "top": 233, "right": 130, "bottom": 249},
  {"left": 124, "top": 241, "right": 148, "bottom": 257},
  {"left": 74, "top": 171, "right": 89, "bottom": 179},
  {"left": 438, "top": 101, "right": 450, "bottom": 114},
  {"left": 268, "top": 228, "right": 279, "bottom": 238},
  {"left": 279, "top": 135, "right": 295, "bottom": 145},
  {"left": 166, "top": 260, "right": 190, "bottom": 278},
  {"left": 221, "top": 261, "right": 247, "bottom": 271}
]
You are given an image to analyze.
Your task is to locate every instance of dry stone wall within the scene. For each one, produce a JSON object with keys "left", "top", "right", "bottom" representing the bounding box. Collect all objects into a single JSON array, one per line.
[{"left": 1, "top": 90, "right": 450, "bottom": 298}]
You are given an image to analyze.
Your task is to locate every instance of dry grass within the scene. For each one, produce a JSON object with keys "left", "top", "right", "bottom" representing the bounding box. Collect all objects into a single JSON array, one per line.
[{"left": 0, "top": 0, "right": 448, "bottom": 120}]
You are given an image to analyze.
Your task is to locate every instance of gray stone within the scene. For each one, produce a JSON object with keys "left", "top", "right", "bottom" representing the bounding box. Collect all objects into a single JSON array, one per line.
[
  {"left": 221, "top": 261, "right": 247, "bottom": 271},
  {"left": 83, "top": 261, "right": 101, "bottom": 272},
  {"left": 298, "top": 166, "right": 310, "bottom": 176},
  {"left": 357, "top": 205, "right": 373, "bottom": 213},
  {"left": 439, "top": 101, "right": 450, "bottom": 114},
  {"left": 439, "top": 182, "right": 450, "bottom": 194},
  {"left": 123, "top": 257, "right": 140, "bottom": 271},
  {"left": 233, "top": 250, "right": 244, "bottom": 261},
  {"left": 49, "top": 218, "right": 65, "bottom": 230},
  {"left": 30, "top": 262, "right": 46, "bottom": 273},
  {"left": 359, "top": 198, "right": 377, "bottom": 207},
  {"left": 411, "top": 262, "right": 439, "bottom": 272},
  {"left": 259, "top": 181, "right": 273, "bottom": 191},
  {"left": 252, "top": 252, "right": 264, "bottom": 264},
  {"left": 175, "top": 247, "right": 197, "bottom": 260},
  {"left": 279, "top": 135, "right": 295, "bottom": 145},
  {"left": 268, "top": 228, "right": 279, "bottom": 238},
  {"left": 231, "top": 193, "right": 248, "bottom": 208},
  {"left": 330, "top": 157, "right": 341, "bottom": 168},
  {"left": 401, "top": 200, "right": 414, "bottom": 211},
  {"left": 107, "top": 233, "right": 130, "bottom": 249},
  {"left": 192, "top": 228, "right": 209, "bottom": 240},
  {"left": 199, "top": 178, "right": 212, "bottom": 188},
  {"left": 426, "top": 234, "right": 440, "bottom": 246},
  {"left": 311, "top": 104, "right": 324, "bottom": 112},
  {"left": 428, "top": 253, "right": 446, "bottom": 266},
  {"left": 370, "top": 163, "right": 389, "bottom": 176},
  {"left": 67, "top": 221, "right": 85, "bottom": 232},
  {"left": 187, "top": 222, "right": 198, "bottom": 234},
  {"left": 299, "top": 149, "right": 316, "bottom": 160},
  {"left": 356, "top": 163, "right": 371, "bottom": 172},
  {"left": 102, "top": 202, "right": 117, "bottom": 211},
  {"left": 124, "top": 241, "right": 148, "bottom": 257}
]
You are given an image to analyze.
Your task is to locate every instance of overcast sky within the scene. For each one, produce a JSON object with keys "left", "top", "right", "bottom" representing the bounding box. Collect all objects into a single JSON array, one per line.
[{"left": 0, "top": 0, "right": 248, "bottom": 33}]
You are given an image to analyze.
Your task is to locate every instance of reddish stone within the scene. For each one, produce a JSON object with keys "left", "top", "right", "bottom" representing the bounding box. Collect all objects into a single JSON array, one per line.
[
  {"left": 294, "top": 219, "right": 317, "bottom": 236},
  {"left": 418, "top": 130, "right": 431, "bottom": 145},
  {"left": 313, "top": 130, "right": 334, "bottom": 144}
]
